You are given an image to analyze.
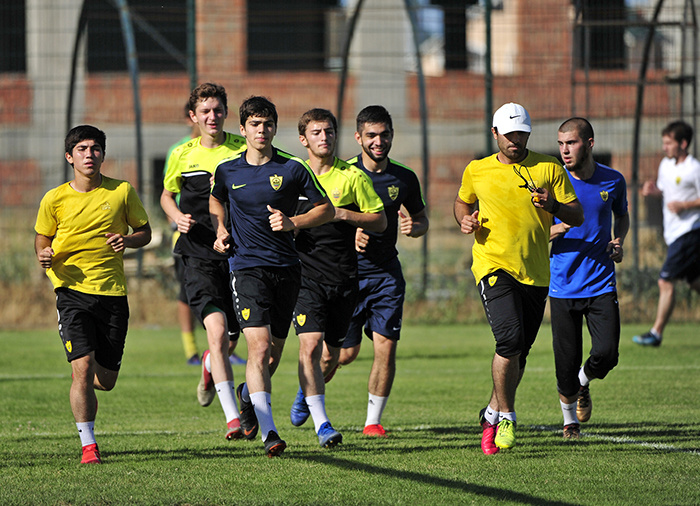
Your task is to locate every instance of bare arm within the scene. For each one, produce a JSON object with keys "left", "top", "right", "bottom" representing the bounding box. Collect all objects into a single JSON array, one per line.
[
  {"left": 160, "top": 189, "right": 195, "bottom": 234},
  {"left": 606, "top": 211, "right": 630, "bottom": 263},
  {"left": 454, "top": 195, "right": 480, "bottom": 235},
  {"left": 269, "top": 197, "right": 335, "bottom": 232},
  {"left": 105, "top": 223, "right": 152, "bottom": 253},
  {"left": 35, "top": 234, "right": 54, "bottom": 269},
  {"left": 334, "top": 208, "right": 387, "bottom": 233},
  {"left": 549, "top": 222, "right": 572, "bottom": 241},
  {"left": 667, "top": 197, "right": 700, "bottom": 214},
  {"left": 399, "top": 208, "right": 429, "bottom": 238}
]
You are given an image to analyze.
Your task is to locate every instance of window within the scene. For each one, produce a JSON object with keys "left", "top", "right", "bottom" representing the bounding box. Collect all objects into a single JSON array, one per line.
[
  {"left": 86, "top": 0, "right": 187, "bottom": 73},
  {"left": 574, "top": 0, "right": 626, "bottom": 70},
  {"left": 0, "top": 2, "right": 26, "bottom": 72}
]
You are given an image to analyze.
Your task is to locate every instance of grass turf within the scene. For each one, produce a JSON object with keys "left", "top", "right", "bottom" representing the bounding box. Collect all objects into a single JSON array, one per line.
[{"left": 1, "top": 323, "right": 699, "bottom": 505}]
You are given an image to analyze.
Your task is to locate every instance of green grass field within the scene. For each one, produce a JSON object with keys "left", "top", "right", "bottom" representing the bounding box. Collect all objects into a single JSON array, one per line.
[{"left": 1, "top": 323, "right": 699, "bottom": 505}]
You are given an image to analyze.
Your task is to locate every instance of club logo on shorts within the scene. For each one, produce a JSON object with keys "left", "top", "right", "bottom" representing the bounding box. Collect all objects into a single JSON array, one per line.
[
  {"left": 296, "top": 314, "right": 306, "bottom": 326},
  {"left": 387, "top": 185, "right": 399, "bottom": 201},
  {"left": 488, "top": 275, "right": 498, "bottom": 287},
  {"left": 600, "top": 191, "right": 609, "bottom": 202},
  {"left": 66, "top": 341, "right": 72, "bottom": 353},
  {"left": 270, "top": 174, "right": 283, "bottom": 191},
  {"left": 242, "top": 308, "right": 250, "bottom": 320}
]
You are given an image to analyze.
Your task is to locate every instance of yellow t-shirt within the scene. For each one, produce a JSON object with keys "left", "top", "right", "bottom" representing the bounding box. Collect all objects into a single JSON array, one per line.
[
  {"left": 458, "top": 151, "right": 578, "bottom": 286},
  {"left": 35, "top": 176, "right": 150, "bottom": 296}
]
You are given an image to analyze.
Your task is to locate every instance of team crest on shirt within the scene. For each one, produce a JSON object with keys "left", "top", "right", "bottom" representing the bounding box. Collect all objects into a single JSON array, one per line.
[
  {"left": 332, "top": 188, "right": 341, "bottom": 202},
  {"left": 676, "top": 176, "right": 682, "bottom": 185},
  {"left": 270, "top": 174, "right": 283, "bottom": 191},
  {"left": 387, "top": 185, "right": 399, "bottom": 201},
  {"left": 600, "top": 191, "right": 609, "bottom": 202},
  {"left": 65, "top": 341, "right": 72, "bottom": 353},
  {"left": 242, "top": 308, "right": 250, "bottom": 320},
  {"left": 488, "top": 275, "right": 498, "bottom": 287},
  {"left": 101, "top": 202, "right": 111, "bottom": 211},
  {"left": 296, "top": 314, "right": 307, "bottom": 326}
]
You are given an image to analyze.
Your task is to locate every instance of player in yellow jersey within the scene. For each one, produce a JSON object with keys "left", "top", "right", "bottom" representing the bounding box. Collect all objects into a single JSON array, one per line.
[
  {"left": 289, "top": 108, "right": 387, "bottom": 447},
  {"left": 35, "top": 125, "right": 151, "bottom": 464},
  {"left": 454, "top": 103, "right": 583, "bottom": 454},
  {"left": 161, "top": 83, "right": 247, "bottom": 441}
]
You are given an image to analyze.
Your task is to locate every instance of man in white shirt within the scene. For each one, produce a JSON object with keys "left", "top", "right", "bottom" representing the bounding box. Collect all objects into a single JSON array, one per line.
[{"left": 634, "top": 120, "right": 700, "bottom": 346}]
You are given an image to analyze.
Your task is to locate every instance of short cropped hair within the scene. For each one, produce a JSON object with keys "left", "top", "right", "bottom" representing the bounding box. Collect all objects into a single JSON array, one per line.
[
  {"left": 298, "top": 108, "right": 337, "bottom": 136},
  {"left": 356, "top": 105, "right": 393, "bottom": 134},
  {"left": 558, "top": 117, "right": 595, "bottom": 141},
  {"left": 662, "top": 120, "right": 693, "bottom": 147},
  {"left": 188, "top": 82, "right": 228, "bottom": 114},
  {"left": 65, "top": 125, "right": 106, "bottom": 155},
  {"left": 239, "top": 96, "right": 278, "bottom": 127}
]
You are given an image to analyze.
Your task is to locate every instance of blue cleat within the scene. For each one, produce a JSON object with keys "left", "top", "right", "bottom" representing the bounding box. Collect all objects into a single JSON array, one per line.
[
  {"left": 632, "top": 331, "right": 662, "bottom": 347},
  {"left": 290, "top": 386, "right": 310, "bottom": 426},
  {"left": 317, "top": 421, "right": 342, "bottom": 448},
  {"left": 229, "top": 353, "right": 247, "bottom": 365}
]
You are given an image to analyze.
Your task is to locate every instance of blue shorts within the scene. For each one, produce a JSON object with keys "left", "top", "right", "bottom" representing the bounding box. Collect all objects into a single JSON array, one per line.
[
  {"left": 55, "top": 288, "right": 129, "bottom": 371},
  {"left": 660, "top": 229, "right": 700, "bottom": 283},
  {"left": 232, "top": 265, "right": 301, "bottom": 340},
  {"left": 293, "top": 276, "right": 359, "bottom": 348},
  {"left": 343, "top": 269, "right": 406, "bottom": 348}
]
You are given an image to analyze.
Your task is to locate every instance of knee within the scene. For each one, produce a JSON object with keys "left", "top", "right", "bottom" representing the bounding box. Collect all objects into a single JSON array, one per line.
[{"left": 339, "top": 346, "right": 359, "bottom": 366}]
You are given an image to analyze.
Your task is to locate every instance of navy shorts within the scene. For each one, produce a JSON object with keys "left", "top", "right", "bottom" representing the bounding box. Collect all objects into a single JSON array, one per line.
[
  {"left": 232, "top": 265, "right": 301, "bottom": 339},
  {"left": 343, "top": 269, "right": 406, "bottom": 349},
  {"left": 293, "top": 276, "right": 359, "bottom": 348},
  {"left": 182, "top": 255, "right": 240, "bottom": 340},
  {"left": 660, "top": 229, "right": 700, "bottom": 283},
  {"left": 478, "top": 270, "right": 548, "bottom": 368},
  {"left": 55, "top": 287, "right": 129, "bottom": 371}
]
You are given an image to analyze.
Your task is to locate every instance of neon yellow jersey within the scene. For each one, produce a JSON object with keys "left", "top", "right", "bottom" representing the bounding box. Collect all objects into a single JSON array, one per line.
[
  {"left": 315, "top": 157, "right": 384, "bottom": 213},
  {"left": 458, "top": 151, "right": 578, "bottom": 286},
  {"left": 35, "top": 176, "right": 149, "bottom": 296}
]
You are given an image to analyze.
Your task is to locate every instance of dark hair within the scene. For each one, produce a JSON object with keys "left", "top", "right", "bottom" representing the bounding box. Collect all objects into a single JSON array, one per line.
[
  {"left": 188, "top": 82, "right": 228, "bottom": 114},
  {"left": 239, "top": 96, "right": 278, "bottom": 127},
  {"left": 558, "top": 117, "right": 594, "bottom": 141},
  {"left": 662, "top": 120, "right": 693, "bottom": 147},
  {"left": 356, "top": 105, "right": 393, "bottom": 133},
  {"left": 298, "top": 108, "right": 337, "bottom": 136},
  {"left": 65, "top": 125, "right": 106, "bottom": 155}
]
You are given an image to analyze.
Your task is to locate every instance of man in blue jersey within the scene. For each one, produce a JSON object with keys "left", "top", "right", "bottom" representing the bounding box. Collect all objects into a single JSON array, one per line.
[
  {"left": 210, "top": 96, "right": 334, "bottom": 457},
  {"left": 551, "top": 117, "right": 629, "bottom": 439},
  {"left": 161, "top": 83, "right": 247, "bottom": 442},
  {"left": 329, "top": 105, "right": 429, "bottom": 438},
  {"left": 289, "top": 108, "right": 386, "bottom": 447}
]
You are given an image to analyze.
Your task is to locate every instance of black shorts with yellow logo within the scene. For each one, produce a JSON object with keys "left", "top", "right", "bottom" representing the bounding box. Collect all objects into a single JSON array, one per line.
[{"left": 55, "top": 287, "right": 129, "bottom": 371}]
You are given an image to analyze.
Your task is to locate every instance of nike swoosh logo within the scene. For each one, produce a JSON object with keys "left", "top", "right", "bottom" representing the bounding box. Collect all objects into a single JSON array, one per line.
[
  {"left": 509, "top": 115, "right": 520, "bottom": 119},
  {"left": 231, "top": 183, "right": 247, "bottom": 190},
  {"left": 243, "top": 427, "right": 256, "bottom": 436}
]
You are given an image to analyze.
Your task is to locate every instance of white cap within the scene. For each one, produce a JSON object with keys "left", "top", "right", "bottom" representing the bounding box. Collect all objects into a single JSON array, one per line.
[{"left": 492, "top": 102, "right": 531, "bottom": 135}]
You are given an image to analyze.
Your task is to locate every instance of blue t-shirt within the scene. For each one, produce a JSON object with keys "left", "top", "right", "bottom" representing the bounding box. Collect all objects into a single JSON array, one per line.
[
  {"left": 212, "top": 147, "right": 327, "bottom": 271},
  {"left": 346, "top": 156, "right": 426, "bottom": 276},
  {"left": 549, "top": 162, "right": 628, "bottom": 298}
]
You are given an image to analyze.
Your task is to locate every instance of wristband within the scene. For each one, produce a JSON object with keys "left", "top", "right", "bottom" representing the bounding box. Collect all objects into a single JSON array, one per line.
[{"left": 550, "top": 200, "right": 560, "bottom": 214}]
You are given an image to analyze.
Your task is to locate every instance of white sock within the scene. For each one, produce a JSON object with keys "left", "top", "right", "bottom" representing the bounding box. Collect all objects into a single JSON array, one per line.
[
  {"left": 650, "top": 328, "right": 662, "bottom": 340},
  {"left": 578, "top": 367, "right": 591, "bottom": 387},
  {"left": 499, "top": 411, "right": 516, "bottom": 424},
  {"left": 204, "top": 351, "right": 212, "bottom": 373},
  {"left": 77, "top": 421, "right": 96, "bottom": 447},
  {"left": 560, "top": 400, "right": 578, "bottom": 425},
  {"left": 484, "top": 405, "right": 499, "bottom": 425},
  {"left": 365, "top": 393, "right": 388, "bottom": 426},
  {"left": 250, "top": 391, "right": 277, "bottom": 440},
  {"left": 306, "top": 394, "right": 329, "bottom": 432},
  {"left": 215, "top": 381, "right": 239, "bottom": 423}
]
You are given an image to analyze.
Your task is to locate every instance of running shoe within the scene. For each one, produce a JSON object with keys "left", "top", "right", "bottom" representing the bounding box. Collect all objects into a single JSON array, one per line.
[
  {"left": 290, "top": 386, "right": 310, "bottom": 427},
  {"left": 229, "top": 353, "right": 246, "bottom": 365},
  {"left": 563, "top": 423, "right": 581, "bottom": 440},
  {"left": 632, "top": 331, "right": 662, "bottom": 347},
  {"left": 264, "top": 430, "right": 287, "bottom": 458},
  {"left": 81, "top": 443, "right": 102, "bottom": 464},
  {"left": 186, "top": 354, "right": 201, "bottom": 366},
  {"left": 577, "top": 385, "right": 592, "bottom": 423},
  {"left": 236, "top": 383, "right": 259, "bottom": 440},
  {"left": 362, "top": 423, "right": 388, "bottom": 437},
  {"left": 197, "top": 350, "right": 215, "bottom": 407},
  {"left": 225, "top": 418, "right": 243, "bottom": 441},
  {"left": 317, "top": 421, "right": 343, "bottom": 448},
  {"left": 479, "top": 407, "right": 499, "bottom": 455},
  {"left": 494, "top": 419, "right": 516, "bottom": 449}
]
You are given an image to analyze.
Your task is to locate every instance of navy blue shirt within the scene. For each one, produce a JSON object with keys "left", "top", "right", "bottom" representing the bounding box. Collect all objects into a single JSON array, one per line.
[
  {"left": 346, "top": 155, "right": 426, "bottom": 276},
  {"left": 212, "top": 147, "right": 327, "bottom": 271}
]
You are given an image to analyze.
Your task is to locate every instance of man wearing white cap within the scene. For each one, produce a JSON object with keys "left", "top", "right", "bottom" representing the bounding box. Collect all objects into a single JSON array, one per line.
[{"left": 453, "top": 103, "right": 583, "bottom": 454}]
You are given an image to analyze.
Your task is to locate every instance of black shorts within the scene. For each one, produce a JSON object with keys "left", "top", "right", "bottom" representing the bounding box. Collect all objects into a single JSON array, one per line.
[
  {"left": 232, "top": 265, "right": 301, "bottom": 339},
  {"left": 293, "top": 276, "right": 359, "bottom": 348},
  {"left": 55, "top": 287, "right": 129, "bottom": 371},
  {"left": 182, "top": 256, "right": 240, "bottom": 339},
  {"left": 173, "top": 254, "right": 188, "bottom": 303},
  {"left": 660, "top": 229, "right": 700, "bottom": 283},
  {"left": 478, "top": 270, "right": 548, "bottom": 367}
]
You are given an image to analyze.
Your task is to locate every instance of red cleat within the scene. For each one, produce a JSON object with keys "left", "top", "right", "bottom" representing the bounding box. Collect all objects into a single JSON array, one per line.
[
  {"left": 81, "top": 443, "right": 102, "bottom": 464},
  {"left": 226, "top": 418, "right": 243, "bottom": 440},
  {"left": 363, "top": 424, "right": 388, "bottom": 437}
]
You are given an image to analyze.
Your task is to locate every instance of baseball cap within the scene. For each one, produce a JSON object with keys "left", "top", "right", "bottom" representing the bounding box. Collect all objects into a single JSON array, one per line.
[{"left": 492, "top": 103, "right": 531, "bottom": 135}]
